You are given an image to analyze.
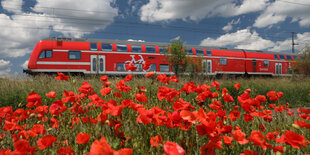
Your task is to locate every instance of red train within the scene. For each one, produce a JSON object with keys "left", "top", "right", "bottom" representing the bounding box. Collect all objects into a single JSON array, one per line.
[{"left": 24, "top": 37, "right": 300, "bottom": 76}]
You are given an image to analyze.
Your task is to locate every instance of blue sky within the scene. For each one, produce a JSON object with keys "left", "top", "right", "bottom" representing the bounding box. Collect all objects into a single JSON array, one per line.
[{"left": 0, "top": 0, "right": 309, "bottom": 76}]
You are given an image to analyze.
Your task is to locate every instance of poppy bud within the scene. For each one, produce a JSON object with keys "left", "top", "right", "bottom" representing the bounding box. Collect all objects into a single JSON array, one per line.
[
  {"left": 292, "top": 124, "right": 300, "bottom": 129},
  {"left": 72, "top": 79, "right": 76, "bottom": 84},
  {"left": 29, "top": 113, "right": 36, "bottom": 118}
]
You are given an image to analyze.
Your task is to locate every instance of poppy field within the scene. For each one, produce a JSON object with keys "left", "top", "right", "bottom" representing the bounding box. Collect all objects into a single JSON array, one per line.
[{"left": 0, "top": 72, "right": 310, "bottom": 154}]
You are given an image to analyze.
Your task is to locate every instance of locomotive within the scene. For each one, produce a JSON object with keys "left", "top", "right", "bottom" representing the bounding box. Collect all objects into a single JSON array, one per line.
[{"left": 23, "top": 37, "right": 300, "bottom": 76}]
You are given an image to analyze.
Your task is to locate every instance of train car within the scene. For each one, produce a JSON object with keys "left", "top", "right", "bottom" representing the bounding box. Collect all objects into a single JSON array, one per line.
[{"left": 24, "top": 37, "right": 299, "bottom": 76}]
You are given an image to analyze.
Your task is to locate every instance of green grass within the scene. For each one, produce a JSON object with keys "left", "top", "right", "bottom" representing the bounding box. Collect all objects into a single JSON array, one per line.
[{"left": 0, "top": 75, "right": 309, "bottom": 109}]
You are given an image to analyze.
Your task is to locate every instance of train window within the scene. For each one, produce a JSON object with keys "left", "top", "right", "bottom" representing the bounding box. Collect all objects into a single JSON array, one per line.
[
  {"left": 93, "top": 58, "right": 96, "bottom": 71},
  {"left": 131, "top": 45, "right": 142, "bottom": 53},
  {"left": 134, "top": 64, "right": 143, "bottom": 72},
  {"left": 117, "top": 63, "right": 126, "bottom": 71},
  {"left": 160, "top": 64, "right": 169, "bottom": 72},
  {"left": 117, "top": 44, "right": 128, "bottom": 52},
  {"left": 145, "top": 46, "right": 156, "bottom": 53},
  {"left": 69, "top": 51, "right": 81, "bottom": 60},
  {"left": 159, "top": 47, "right": 168, "bottom": 53},
  {"left": 147, "top": 64, "right": 156, "bottom": 71},
  {"left": 185, "top": 49, "right": 193, "bottom": 55},
  {"left": 264, "top": 60, "right": 269, "bottom": 67},
  {"left": 279, "top": 55, "right": 285, "bottom": 60},
  {"left": 39, "top": 50, "right": 52, "bottom": 59},
  {"left": 100, "top": 58, "right": 104, "bottom": 72},
  {"left": 287, "top": 56, "right": 292, "bottom": 61},
  {"left": 196, "top": 49, "right": 204, "bottom": 56},
  {"left": 219, "top": 58, "right": 227, "bottom": 65},
  {"left": 102, "top": 43, "right": 112, "bottom": 51},
  {"left": 274, "top": 55, "right": 279, "bottom": 60},
  {"left": 90, "top": 43, "right": 97, "bottom": 51},
  {"left": 207, "top": 50, "right": 212, "bottom": 56}
]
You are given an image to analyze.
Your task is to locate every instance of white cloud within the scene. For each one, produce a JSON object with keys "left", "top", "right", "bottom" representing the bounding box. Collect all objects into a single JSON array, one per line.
[
  {"left": 140, "top": 0, "right": 268, "bottom": 22},
  {"left": 127, "top": 39, "right": 145, "bottom": 42},
  {"left": 33, "top": 0, "right": 118, "bottom": 37},
  {"left": 21, "top": 60, "right": 29, "bottom": 69},
  {"left": 222, "top": 18, "right": 240, "bottom": 32},
  {"left": 170, "top": 36, "right": 181, "bottom": 41},
  {"left": 0, "top": 59, "right": 11, "bottom": 77},
  {"left": 1, "top": 0, "right": 23, "bottom": 14},
  {"left": 0, "top": 0, "right": 118, "bottom": 59},
  {"left": 269, "top": 32, "right": 310, "bottom": 52},
  {"left": 254, "top": 0, "right": 310, "bottom": 28},
  {"left": 200, "top": 29, "right": 275, "bottom": 50}
]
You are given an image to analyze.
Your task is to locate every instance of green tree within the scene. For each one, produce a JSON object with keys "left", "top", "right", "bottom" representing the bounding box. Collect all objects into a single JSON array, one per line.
[
  {"left": 165, "top": 38, "right": 187, "bottom": 76},
  {"left": 296, "top": 46, "right": 310, "bottom": 75}
]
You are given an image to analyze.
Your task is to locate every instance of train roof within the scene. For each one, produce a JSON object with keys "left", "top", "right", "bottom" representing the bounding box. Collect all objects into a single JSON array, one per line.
[{"left": 43, "top": 37, "right": 298, "bottom": 56}]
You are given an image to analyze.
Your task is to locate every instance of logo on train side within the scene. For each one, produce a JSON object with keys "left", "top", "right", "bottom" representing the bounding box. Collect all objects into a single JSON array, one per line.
[{"left": 123, "top": 55, "right": 146, "bottom": 71}]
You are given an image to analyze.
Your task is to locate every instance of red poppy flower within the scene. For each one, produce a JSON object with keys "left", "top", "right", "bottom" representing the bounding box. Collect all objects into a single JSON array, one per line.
[
  {"left": 277, "top": 130, "right": 306, "bottom": 148},
  {"left": 240, "top": 150, "right": 258, "bottom": 155},
  {"left": 244, "top": 114, "right": 254, "bottom": 122},
  {"left": 125, "top": 63, "right": 137, "bottom": 71},
  {"left": 112, "top": 91, "right": 122, "bottom": 98},
  {"left": 170, "top": 75, "right": 179, "bottom": 83},
  {"left": 3, "top": 121, "right": 16, "bottom": 131},
  {"left": 78, "top": 81, "right": 94, "bottom": 95},
  {"left": 46, "top": 91, "right": 57, "bottom": 99},
  {"left": 14, "top": 139, "right": 30, "bottom": 153},
  {"left": 89, "top": 137, "right": 132, "bottom": 155},
  {"left": 0, "top": 149, "right": 11, "bottom": 154},
  {"left": 157, "top": 74, "right": 170, "bottom": 84},
  {"left": 31, "top": 124, "right": 46, "bottom": 136},
  {"left": 231, "top": 130, "right": 248, "bottom": 145},
  {"left": 143, "top": 61, "right": 150, "bottom": 70},
  {"left": 76, "top": 133, "right": 91, "bottom": 144},
  {"left": 150, "top": 135, "right": 163, "bottom": 148},
  {"left": 247, "top": 131, "right": 267, "bottom": 150},
  {"left": 135, "top": 93, "right": 147, "bottom": 103},
  {"left": 26, "top": 92, "right": 42, "bottom": 108},
  {"left": 223, "top": 136, "right": 233, "bottom": 147},
  {"left": 124, "top": 74, "right": 133, "bottom": 81},
  {"left": 266, "top": 131, "right": 278, "bottom": 140},
  {"left": 100, "top": 87, "right": 112, "bottom": 96},
  {"left": 294, "top": 121, "right": 310, "bottom": 129},
  {"left": 229, "top": 110, "right": 240, "bottom": 121},
  {"left": 145, "top": 72, "right": 155, "bottom": 77},
  {"left": 37, "top": 135, "right": 57, "bottom": 150},
  {"left": 233, "top": 83, "right": 240, "bottom": 90},
  {"left": 57, "top": 146, "right": 74, "bottom": 155},
  {"left": 100, "top": 75, "right": 108, "bottom": 81},
  {"left": 49, "top": 100, "right": 67, "bottom": 116},
  {"left": 55, "top": 72, "right": 69, "bottom": 81},
  {"left": 164, "top": 141, "right": 185, "bottom": 155}
]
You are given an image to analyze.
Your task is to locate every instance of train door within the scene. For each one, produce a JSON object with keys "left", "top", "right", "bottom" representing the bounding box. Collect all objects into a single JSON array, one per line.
[
  {"left": 252, "top": 60, "right": 257, "bottom": 72},
  {"left": 91, "top": 55, "right": 105, "bottom": 74},
  {"left": 207, "top": 60, "right": 212, "bottom": 74},
  {"left": 202, "top": 59, "right": 212, "bottom": 74},
  {"left": 275, "top": 63, "right": 282, "bottom": 75}
]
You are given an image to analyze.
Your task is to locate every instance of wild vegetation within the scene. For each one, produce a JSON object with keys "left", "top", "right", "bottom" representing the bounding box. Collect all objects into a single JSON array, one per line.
[{"left": 0, "top": 73, "right": 309, "bottom": 154}]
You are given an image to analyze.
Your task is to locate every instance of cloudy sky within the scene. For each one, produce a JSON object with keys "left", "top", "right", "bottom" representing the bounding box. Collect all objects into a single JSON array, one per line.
[{"left": 0, "top": 0, "right": 309, "bottom": 76}]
